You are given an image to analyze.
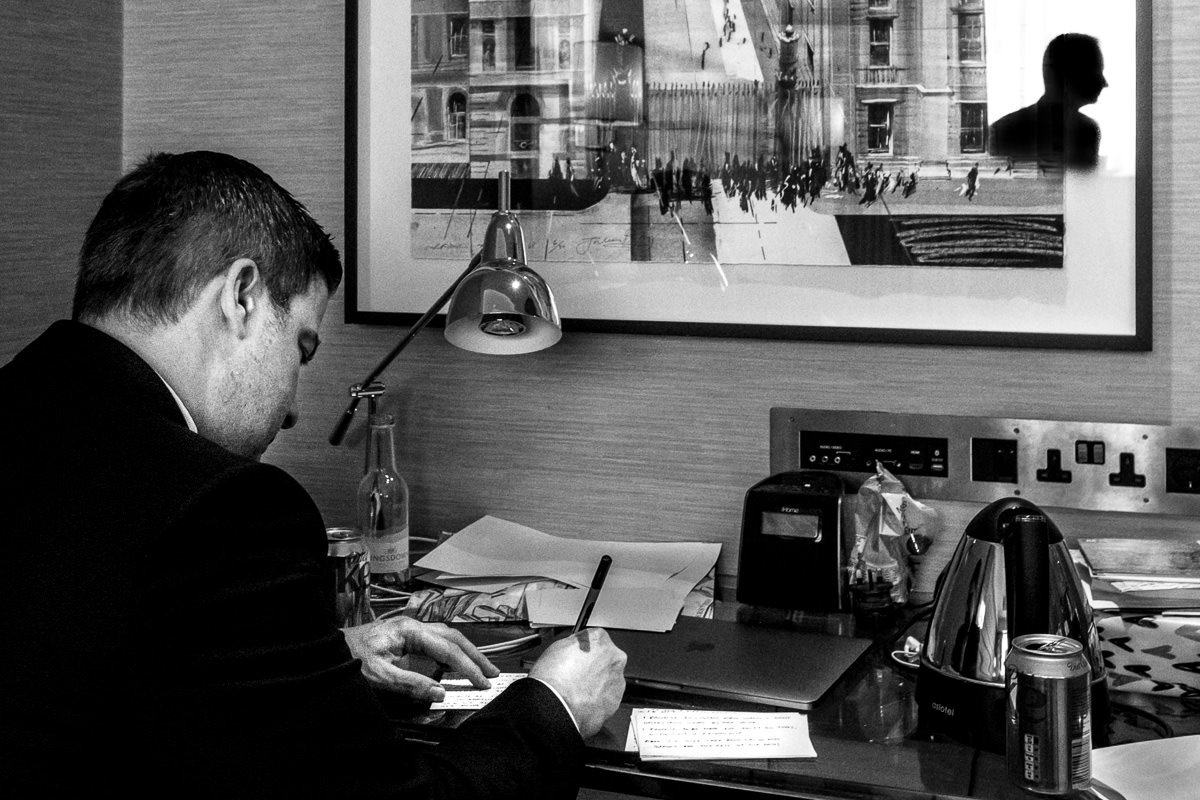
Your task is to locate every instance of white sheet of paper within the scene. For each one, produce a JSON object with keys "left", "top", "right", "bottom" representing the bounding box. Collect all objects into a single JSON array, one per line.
[
  {"left": 415, "top": 516, "right": 720, "bottom": 593},
  {"left": 525, "top": 586, "right": 682, "bottom": 632},
  {"left": 414, "top": 517, "right": 721, "bottom": 629},
  {"left": 624, "top": 721, "right": 639, "bottom": 752},
  {"left": 1091, "top": 735, "right": 1200, "bottom": 800},
  {"left": 630, "top": 708, "right": 816, "bottom": 761},
  {"left": 421, "top": 573, "right": 551, "bottom": 593},
  {"left": 1110, "top": 580, "right": 1200, "bottom": 592},
  {"left": 428, "top": 673, "right": 524, "bottom": 711}
]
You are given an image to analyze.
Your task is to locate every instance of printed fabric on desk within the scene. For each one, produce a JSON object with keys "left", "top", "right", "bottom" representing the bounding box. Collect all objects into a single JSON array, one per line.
[{"left": 1097, "top": 611, "right": 1200, "bottom": 698}]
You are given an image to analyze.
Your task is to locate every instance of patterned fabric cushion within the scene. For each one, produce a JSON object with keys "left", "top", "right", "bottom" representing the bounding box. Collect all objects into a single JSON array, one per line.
[{"left": 1097, "top": 611, "right": 1200, "bottom": 698}]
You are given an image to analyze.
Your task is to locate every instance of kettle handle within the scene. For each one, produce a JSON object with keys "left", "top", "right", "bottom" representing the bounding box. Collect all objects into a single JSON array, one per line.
[{"left": 1003, "top": 511, "right": 1050, "bottom": 636}]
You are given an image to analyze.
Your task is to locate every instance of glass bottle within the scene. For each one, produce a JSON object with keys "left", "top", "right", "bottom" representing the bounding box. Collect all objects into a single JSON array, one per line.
[{"left": 357, "top": 413, "right": 410, "bottom": 588}]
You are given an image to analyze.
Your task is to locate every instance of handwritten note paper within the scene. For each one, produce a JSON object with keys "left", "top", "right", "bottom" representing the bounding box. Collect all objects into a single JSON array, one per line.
[
  {"left": 629, "top": 708, "right": 816, "bottom": 761},
  {"left": 428, "top": 673, "right": 524, "bottom": 711}
]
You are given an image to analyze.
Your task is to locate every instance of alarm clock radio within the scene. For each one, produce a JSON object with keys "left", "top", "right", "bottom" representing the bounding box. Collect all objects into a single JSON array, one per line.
[{"left": 736, "top": 471, "right": 847, "bottom": 612}]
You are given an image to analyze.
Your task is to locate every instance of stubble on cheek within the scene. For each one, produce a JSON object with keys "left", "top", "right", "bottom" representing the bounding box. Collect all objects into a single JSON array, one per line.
[{"left": 201, "top": 365, "right": 268, "bottom": 460}]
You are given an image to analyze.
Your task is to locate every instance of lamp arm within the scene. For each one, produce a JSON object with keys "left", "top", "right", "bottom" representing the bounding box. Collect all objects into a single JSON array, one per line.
[{"left": 327, "top": 251, "right": 483, "bottom": 446}]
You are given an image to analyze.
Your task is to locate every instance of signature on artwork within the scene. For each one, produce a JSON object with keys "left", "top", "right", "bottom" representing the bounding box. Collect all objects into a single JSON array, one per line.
[{"left": 575, "top": 233, "right": 630, "bottom": 256}]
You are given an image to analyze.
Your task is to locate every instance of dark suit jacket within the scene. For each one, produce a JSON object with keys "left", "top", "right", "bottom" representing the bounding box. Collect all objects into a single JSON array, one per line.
[
  {"left": 988, "top": 98, "right": 1101, "bottom": 169},
  {"left": 0, "top": 321, "right": 582, "bottom": 798}
]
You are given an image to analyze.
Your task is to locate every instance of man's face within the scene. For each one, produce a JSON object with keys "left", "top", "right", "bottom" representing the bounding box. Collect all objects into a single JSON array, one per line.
[{"left": 209, "top": 280, "right": 330, "bottom": 460}]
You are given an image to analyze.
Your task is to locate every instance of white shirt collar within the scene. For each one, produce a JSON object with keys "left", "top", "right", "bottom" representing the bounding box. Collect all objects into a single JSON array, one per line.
[{"left": 154, "top": 372, "right": 198, "bottom": 433}]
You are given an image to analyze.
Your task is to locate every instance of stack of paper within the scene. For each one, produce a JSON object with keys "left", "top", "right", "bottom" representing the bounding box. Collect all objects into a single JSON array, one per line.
[
  {"left": 626, "top": 708, "right": 816, "bottom": 761},
  {"left": 415, "top": 516, "right": 721, "bottom": 632},
  {"left": 1077, "top": 538, "right": 1200, "bottom": 610},
  {"left": 1079, "top": 537, "right": 1200, "bottom": 588}
]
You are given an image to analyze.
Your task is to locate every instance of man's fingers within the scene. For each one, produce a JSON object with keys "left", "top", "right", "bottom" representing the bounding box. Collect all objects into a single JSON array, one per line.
[
  {"left": 441, "top": 627, "right": 502, "bottom": 679},
  {"left": 412, "top": 626, "right": 498, "bottom": 688},
  {"left": 372, "top": 662, "right": 445, "bottom": 701}
]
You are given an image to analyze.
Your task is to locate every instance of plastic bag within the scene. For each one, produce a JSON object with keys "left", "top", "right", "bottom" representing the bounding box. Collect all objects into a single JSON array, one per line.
[{"left": 848, "top": 462, "right": 939, "bottom": 604}]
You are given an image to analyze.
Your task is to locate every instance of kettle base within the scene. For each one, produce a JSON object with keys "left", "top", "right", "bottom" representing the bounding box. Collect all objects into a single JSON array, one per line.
[
  {"left": 916, "top": 664, "right": 1112, "bottom": 753},
  {"left": 916, "top": 664, "right": 1007, "bottom": 753}
]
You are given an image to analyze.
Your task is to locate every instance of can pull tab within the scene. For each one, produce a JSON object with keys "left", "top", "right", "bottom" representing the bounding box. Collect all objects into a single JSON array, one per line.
[{"left": 1028, "top": 637, "right": 1078, "bottom": 655}]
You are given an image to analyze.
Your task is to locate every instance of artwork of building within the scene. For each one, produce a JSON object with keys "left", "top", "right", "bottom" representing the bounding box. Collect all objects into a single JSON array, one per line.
[
  {"left": 841, "top": 0, "right": 990, "bottom": 172},
  {"left": 407, "top": 1, "right": 1068, "bottom": 271},
  {"left": 411, "top": 1, "right": 999, "bottom": 197},
  {"left": 411, "top": 0, "right": 600, "bottom": 183}
]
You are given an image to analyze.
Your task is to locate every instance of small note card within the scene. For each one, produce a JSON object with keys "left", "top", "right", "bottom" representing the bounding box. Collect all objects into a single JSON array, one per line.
[
  {"left": 628, "top": 708, "right": 816, "bottom": 761},
  {"left": 428, "top": 673, "right": 524, "bottom": 711}
]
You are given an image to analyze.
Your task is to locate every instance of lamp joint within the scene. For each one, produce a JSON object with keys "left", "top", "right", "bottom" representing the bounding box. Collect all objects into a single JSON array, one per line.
[{"left": 350, "top": 381, "right": 387, "bottom": 400}]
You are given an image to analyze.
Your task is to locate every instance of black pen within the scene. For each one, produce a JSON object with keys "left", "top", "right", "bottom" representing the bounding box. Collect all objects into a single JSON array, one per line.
[{"left": 572, "top": 554, "right": 612, "bottom": 636}]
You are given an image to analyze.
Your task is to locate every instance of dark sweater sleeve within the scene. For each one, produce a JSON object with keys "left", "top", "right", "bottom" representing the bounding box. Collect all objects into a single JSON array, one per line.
[
  {"left": 144, "top": 462, "right": 583, "bottom": 799},
  {"left": 391, "top": 678, "right": 585, "bottom": 800}
]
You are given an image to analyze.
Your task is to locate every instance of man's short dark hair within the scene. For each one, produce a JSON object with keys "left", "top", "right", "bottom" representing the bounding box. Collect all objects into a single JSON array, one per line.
[
  {"left": 1042, "top": 33, "right": 1103, "bottom": 92},
  {"left": 72, "top": 151, "right": 343, "bottom": 323}
]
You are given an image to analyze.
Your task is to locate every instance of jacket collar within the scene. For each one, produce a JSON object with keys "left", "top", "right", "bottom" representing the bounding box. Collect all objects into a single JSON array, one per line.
[{"left": 32, "top": 320, "right": 191, "bottom": 430}]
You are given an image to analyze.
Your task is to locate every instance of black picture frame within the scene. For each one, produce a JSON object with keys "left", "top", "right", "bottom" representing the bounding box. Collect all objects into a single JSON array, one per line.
[{"left": 345, "top": 0, "right": 1151, "bottom": 350}]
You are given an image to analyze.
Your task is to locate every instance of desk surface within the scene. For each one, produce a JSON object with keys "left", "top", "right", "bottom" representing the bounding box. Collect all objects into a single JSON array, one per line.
[{"left": 387, "top": 604, "right": 1200, "bottom": 800}]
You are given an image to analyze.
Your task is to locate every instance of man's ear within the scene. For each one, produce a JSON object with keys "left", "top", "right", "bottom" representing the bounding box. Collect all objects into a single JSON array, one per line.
[{"left": 218, "top": 258, "right": 265, "bottom": 339}]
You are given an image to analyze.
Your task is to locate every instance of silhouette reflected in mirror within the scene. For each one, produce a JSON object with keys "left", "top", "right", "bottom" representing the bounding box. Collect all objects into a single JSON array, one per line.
[{"left": 988, "top": 33, "right": 1108, "bottom": 170}]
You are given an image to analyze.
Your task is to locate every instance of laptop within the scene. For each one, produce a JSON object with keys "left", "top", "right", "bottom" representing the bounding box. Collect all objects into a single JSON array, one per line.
[{"left": 606, "top": 615, "right": 872, "bottom": 710}]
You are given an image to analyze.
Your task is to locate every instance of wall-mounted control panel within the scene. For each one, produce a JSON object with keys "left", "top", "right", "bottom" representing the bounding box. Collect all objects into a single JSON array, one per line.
[
  {"left": 800, "top": 430, "right": 949, "bottom": 478},
  {"left": 770, "top": 408, "right": 1200, "bottom": 515}
]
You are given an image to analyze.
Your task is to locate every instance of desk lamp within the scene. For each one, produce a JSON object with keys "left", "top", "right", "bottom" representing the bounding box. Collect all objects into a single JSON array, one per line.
[{"left": 329, "top": 170, "right": 561, "bottom": 446}]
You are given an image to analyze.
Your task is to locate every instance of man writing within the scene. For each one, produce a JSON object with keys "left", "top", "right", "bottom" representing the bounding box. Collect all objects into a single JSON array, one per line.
[{"left": 0, "top": 151, "right": 626, "bottom": 797}]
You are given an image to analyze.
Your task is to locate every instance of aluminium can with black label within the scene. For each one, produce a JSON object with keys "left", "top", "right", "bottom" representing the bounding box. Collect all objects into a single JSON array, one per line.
[
  {"left": 327, "top": 527, "right": 373, "bottom": 627},
  {"left": 1004, "top": 634, "right": 1092, "bottom": 796}
]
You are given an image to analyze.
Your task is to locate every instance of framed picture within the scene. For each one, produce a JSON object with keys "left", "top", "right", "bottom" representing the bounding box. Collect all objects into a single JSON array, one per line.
[{"left": 346, "top": 0, "right": 1150, "bottom": 349}]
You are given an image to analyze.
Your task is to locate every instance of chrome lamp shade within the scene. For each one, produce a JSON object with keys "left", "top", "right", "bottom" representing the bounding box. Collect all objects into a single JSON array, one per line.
[
  {"left": 444, "top": 176, "right": 561, "bottom": 354},
  {"left": 327, "top": 170, "right": 560, "bottom": 446}
]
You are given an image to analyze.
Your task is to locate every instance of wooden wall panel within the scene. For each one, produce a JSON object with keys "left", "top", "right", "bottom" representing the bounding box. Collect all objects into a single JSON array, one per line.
[
  {"left": 113, "top": 0, "right": 1200, "bottom": 588},
  {"left": 0, "top": 1, "right": 122, "bottom": 361}
]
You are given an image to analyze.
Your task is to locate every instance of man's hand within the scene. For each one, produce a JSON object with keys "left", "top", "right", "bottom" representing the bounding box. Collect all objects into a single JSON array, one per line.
[
  {"left": 529, "top": 628, "right": 626, "bottom": 738},
  {"left": 341, "top": 616, "right": 499, "bottom": 702}
]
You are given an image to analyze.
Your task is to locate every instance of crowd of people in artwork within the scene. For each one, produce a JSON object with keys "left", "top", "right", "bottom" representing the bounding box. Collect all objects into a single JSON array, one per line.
[
  {"left": 549, "top": 127, "right": 1011, "bottom": 220},
  {"left": 831, "top": 144, "right": 924, "bottom": 208},
  {"left": 575, "top": 140, "right": 975, "bottom": 218}
]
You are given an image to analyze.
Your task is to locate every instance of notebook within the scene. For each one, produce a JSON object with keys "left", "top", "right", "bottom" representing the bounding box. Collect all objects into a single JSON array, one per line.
[{"left": 606, "top": 615, "right": 872, "bottom": 711}]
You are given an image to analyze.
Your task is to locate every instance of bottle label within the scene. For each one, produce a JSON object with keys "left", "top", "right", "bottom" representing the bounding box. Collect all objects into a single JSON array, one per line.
[{"left": 366, "top": 526, "right": 410, "bottom": 583}]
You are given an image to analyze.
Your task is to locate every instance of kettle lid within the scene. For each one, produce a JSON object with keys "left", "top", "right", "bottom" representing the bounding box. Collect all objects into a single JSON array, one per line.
[{"left": 963, "top": 497, "right": 1064, "bottom": 544}]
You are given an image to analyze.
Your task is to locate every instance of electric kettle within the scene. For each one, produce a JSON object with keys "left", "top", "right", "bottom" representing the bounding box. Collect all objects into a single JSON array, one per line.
[{"left": 916, "top": 497, "right": 1109, "bottom": 752}]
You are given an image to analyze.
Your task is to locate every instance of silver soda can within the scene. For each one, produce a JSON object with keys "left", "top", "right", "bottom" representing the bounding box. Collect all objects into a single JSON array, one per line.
[
  {"left": 1005, "top": 634, "right": 1092, "bottom": 796},
  {"left": 326, "top": 527, "right": 373, "bottom": 627}
]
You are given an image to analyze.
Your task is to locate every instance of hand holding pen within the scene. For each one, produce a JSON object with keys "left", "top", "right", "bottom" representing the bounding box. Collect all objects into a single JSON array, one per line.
[
  {"left": 529, "top": 553, "right": 626, "bottom": 737},
  {"left": 572, "top": 554, "right": 612, "bottom": 649}
]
